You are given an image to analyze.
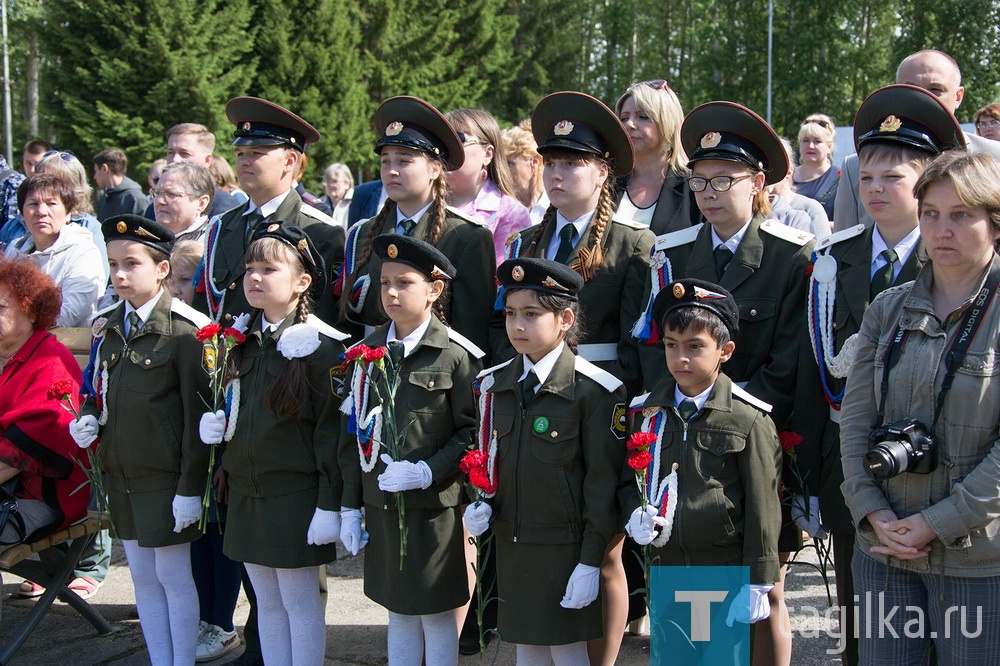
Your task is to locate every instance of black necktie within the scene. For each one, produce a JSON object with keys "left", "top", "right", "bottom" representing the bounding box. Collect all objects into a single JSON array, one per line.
[
  {"left": 400, "top": 219, "right": 416, "bottom": 236},
  {"left": 244, "top": 209, "right": 264, "bottom": 246},
  {"left": 553, "top": 225, "right": 576, "bottom": 264},
  {"left": 521, "top": 369, "right": 540, "bottom": 403},
  {"left": 677, "top": 399, "right": 698, "bottom": 422},
  {"left": 870, "top": 248, "right": 899, "bottom": 300},
  {"left": 126, "top": 311, "right": 141, "bottom": 341},
  {"left": 713, "top": 245, "right": 734, "bottom": 279}
]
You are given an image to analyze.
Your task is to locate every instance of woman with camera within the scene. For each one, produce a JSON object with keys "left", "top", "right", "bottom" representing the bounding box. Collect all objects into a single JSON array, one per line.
[{"left": 840, "top": 147, "right": 1000, "bottom": 664}]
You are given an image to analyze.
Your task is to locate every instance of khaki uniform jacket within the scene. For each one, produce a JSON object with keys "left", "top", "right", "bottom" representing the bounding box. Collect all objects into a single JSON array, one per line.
[
  {"left": 343, "top": 204, "right": 496, "bottom": 355},
  {"left": 222, "top": 314, "right": 346, "bottom": 512},
  {"left": 82, "top": 295, "right": 211, "bottom": 498},
  {"left": 484, "top": 346, "right": 627, "bottom": 567},
  {"left": 502, "top": 218, "right": 654, "bottom": 396},
  {"left": 636, "top": 217, "right": 814, "bottom": 428},
  {"left": 795, "top": 225, "right": 926, "bottom": 532},
  {"left": 198, "top": 189, "right": 346, "bottom": 324},
  {"left": 623, "top": 374, "right": 782, "bottom": 584},
  {"left": 841, "top": 257, "right": 1000, "bottom": 575},
  {"left": 339, "top": 316, "right": 483, "bottom": 511}
]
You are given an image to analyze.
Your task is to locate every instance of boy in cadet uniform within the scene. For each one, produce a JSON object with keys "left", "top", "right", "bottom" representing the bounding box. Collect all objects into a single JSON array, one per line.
[
  {"left": 797, "top": 84, "right": 965, "bottom": 666},
  {"left": 624, "top": 278, "right": 781, "bottom": 660}
]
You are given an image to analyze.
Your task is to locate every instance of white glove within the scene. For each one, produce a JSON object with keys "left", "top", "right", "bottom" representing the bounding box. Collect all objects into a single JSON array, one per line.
[
  {"left": 791, "top": 496, "right": 828, "bottom": 539},
  {"left": 199, "top": 410, "right": 226, "bottom": 445},
  {"left": 626, "top": 504, "right": 664, "bottom": 545},
  {"left": 377, "top": 453, "right": 433, "bottom": 492},
  {"left": 726, "top": 584, "right": 774, "bottom": 626},
  {"left": 306, "top": 507, "right": 341, "bottom": 545},
  {"left": 172, "top": 495, "right": 201, "bottom": 533},
  {"left": 340, "top": 507, "right": 369, "bottom": 556},
  {"left": 560, "top": 563, "right": 600, "bottom": 609},
  {"left": 69, "top": 414, "right": 99, "bottom": 448},
  {"left": 463, "top": 502, "right": 492, "bottom": 537}
]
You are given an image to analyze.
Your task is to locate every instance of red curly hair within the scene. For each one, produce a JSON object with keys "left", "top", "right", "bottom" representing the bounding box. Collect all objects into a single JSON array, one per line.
[{"left": 0, "top": 257, "right": 62, "bottom": 330}]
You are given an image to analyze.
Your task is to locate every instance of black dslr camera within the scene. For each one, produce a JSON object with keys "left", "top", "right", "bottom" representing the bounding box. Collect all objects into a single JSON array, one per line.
[{"left": 865, "top": 420, "right": 937, "bottom": 480}]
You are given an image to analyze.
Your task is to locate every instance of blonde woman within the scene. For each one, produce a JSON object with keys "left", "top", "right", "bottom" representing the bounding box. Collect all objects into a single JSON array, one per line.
[{"left": 793, "top": 113, "right": 839, "bottom": 219}]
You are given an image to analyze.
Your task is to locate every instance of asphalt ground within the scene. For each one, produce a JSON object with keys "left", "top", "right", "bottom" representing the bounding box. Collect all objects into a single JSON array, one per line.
[{"left": 1, "top": 539, "right": 846, "bottom": 665}]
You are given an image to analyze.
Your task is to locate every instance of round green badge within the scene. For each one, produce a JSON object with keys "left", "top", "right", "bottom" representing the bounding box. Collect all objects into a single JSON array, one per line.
[{"left": 533, "top": 417, "right": 549, "bottom": 433}]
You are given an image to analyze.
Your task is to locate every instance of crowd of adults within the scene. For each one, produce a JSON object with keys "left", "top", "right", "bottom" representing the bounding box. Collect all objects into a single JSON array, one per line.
[{"left": 1, "top": 46, "right": 1000, "bottom": 666}]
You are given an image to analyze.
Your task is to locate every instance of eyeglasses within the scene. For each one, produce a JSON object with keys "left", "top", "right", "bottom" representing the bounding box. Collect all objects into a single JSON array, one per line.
[
  {"left": 977, "top": 119, "right": 1000, "bottom": 131},
  {"left": 643, "top": 79, "right": 671, "bottom": 92},
  {"left": 458, "top": 132, "right": 489, "bottom": 147},
  {"left": 40, "top": 150, "right": 75, "bottom": 163},
  {"left": 802, "top": 118, "right": 832, "bottom": 130},
  {"left": 151, "top": 188, "right": 190, "bottom": 202},
  {"left": 687, "top": 174, "right": 754, "bottom": 193}
]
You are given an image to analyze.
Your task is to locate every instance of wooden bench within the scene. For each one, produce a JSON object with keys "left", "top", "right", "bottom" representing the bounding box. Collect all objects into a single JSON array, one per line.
[
  {"left": 50, "top": 327, "right": 92, "bottom": 371},
  {"left": 0, "top": 511, "right": 115, "bottom": 664}
]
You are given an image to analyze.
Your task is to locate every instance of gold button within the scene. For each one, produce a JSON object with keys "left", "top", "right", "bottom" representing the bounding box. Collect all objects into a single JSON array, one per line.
[
  {"left": 551, "top": 431, "right": 558, "bottom": 438},
  {"left": 229, "top": 282, "right": 237, "bottom": 290},
  {"left": 144, "top": 359, "right": 151, "bottom": 366},
  {"left": 225, "top": 313, "right": 233, "bottom": 321},
  {"left": 427, "top": 380, "right": 435, "bottom": 388},
  {"left": 750, "top": 308, "right": 758, "bottom": 317},
  {"left": 832, "top": 322, "right": 837, "bottom": 330},
  {"left": 492, "top": 429, "right": 498, "bottom": 437}
]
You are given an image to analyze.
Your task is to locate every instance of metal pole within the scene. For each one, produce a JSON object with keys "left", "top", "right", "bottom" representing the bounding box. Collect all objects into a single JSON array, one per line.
[
  {"left": 1, "top": 0, "right": 12, "bottom": 166},
  {"left": 767, "top": 0, "right": 773, "bottom": 124}
]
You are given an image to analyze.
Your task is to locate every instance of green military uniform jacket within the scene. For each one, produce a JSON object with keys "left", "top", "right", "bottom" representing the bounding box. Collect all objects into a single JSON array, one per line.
[
  {"left": 81, "top": 294, "right": 211, "bottom": 536},
  {"left": 501, "top": 217, "right": 654, "bottom": 396},
  {"left": 635, "top": 216, "right": 814, "bottom": 428},
  {"left": 198, "top": 188, "right": 345, "bottom": 325},
  {"left": 343, "top": 203, "right": 495, "bottom": 355},
  {"left": 482, "top": 345, "right": 627, "bottom": 567},
  {"left": 795, "top": 224, "right": 927, "bottom": 533},
  {"left": 624, "top": 374, "right": 782, "bottom": 584},
  {"left": 340, "top": 316, "right": 483, "bottom": 511}
]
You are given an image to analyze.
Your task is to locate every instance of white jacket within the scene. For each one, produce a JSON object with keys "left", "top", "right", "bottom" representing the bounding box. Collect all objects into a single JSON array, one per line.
[{"left": 5, "top": 223, "right": 106, "bottom": 326}]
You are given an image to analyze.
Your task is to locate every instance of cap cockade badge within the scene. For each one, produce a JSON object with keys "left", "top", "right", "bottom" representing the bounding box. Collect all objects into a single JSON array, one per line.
[
  {"left": 267, "top": 223, "right": 280, "bottom": 233},
  {"left": 879, "top": 115, "right": 902, "bottom": 133},
  {"left": 386, "top": 121, "right": 404, "bottom": 137},
  {"left": 700, "top": 131, "right": 722, "bottom": 149},
  {"left": 241, "top": 122, "right": 251, "bottom": 132},
  {"left": 386, "top": 243, "right": 399, "bottom": 259},
  {"left": 511, "top": 265, "right": 525, "bottom": 282},
  {"left": 116, "top": 221, "right": 128, "bottom": 234},
  {"left": 672, "top": 282, "right": 686, "bottom": 298},
  {"left": 553, "top": 120, "right": 574, "bottom": 136}
]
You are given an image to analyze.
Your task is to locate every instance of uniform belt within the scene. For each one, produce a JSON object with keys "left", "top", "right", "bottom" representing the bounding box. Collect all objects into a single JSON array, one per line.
[
  {"left": 577, "top": 343, "right": 617, "bottom": 362},
  {"left": 829, "top": 406, "right": 841, "bottom": 424}
]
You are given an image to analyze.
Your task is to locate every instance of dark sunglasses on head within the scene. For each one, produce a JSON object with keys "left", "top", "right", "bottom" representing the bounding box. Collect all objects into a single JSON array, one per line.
[
  {"left": 802, "top": 119, "right": 832, "bottom": 130},
  {"left": 41, "top": 150, "right": 75, "bottom": 163},
  {"left": 643, "top": 79, "right": 671, "bottom": 92}
]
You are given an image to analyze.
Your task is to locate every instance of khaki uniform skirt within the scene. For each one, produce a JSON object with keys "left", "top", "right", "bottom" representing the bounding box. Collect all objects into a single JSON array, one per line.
[{"left": 108, "top": 487, "right": 200, "bottom": 547}]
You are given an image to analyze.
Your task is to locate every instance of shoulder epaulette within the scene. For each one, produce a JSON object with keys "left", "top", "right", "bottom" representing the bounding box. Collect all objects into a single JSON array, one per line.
[
  {"left": 630, "top": 392, "right": 650, "bottom": 409},
  {"left": 731, "top": 384, "right": 773, "bottom": 413},
  {"left": 654, "top": 223, "right": 703, "bottom": 251},
  {"left": 299, "top": 203, "right": 336, "bottom": 225},
  {"left": 760, "top": 219, "right": 814, "bottom": 247},
  {"left": 815, "top": 223, "right": 866, "bottom": 252},
  {"left": 446, "top": 327, "right": 485, "bottom": 360},
  {"left": 574, "top": 356, "right": 624, "bottom": 393},
  {"left": 170, "top": 298, "right": 212, "bottom": 328},
  {"left": 94, "top": 299, "right": 121, "bottom": 318},
  {"left": 446, "top": 205, "right": 486, "bottom": 226},
  {"left": 611, "top": 211, "right": 648, "bottom": 230},
  {"left": 476, "top": 358, "right": 514, "bottom": 379},
  {"left": 306, "top": 314, "right": 350, "bottom": 342}
]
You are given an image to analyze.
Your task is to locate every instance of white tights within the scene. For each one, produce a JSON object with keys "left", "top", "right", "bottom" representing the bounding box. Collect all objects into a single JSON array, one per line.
[
  {"left": 121, "top": 540, "right": 198, "bottom": 666},
  {"left": 515, "top": 641, "right": 589, "bottom": 665},
  {"left": 387, "top": 609, "right": 459, "bottom": 666},
  {"left": 244, "top": 563, "right": 326, "bottom": 666}
]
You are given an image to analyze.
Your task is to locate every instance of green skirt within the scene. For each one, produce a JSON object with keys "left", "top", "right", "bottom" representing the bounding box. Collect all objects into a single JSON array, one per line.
[
  {"left": 108, "top": 487, "right": 200, "bottom": 547},
  {"left": 224, "top": 487, "right": 336, "bottom": 569}
]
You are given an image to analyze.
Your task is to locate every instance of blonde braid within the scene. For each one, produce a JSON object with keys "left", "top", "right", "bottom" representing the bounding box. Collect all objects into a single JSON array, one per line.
[
  {"left": 575, "top": 176, "right": 613, "bottom": 280},
  {"left": 424, "top": 172, "right": 449, "bottom": 247},
  {"left": 296, "top": 291, "right": 313, "bottom": 324},
  {"left": 338, "top": 201, "right": 395, "bottom": 319},
  {"left": 527, "top": 205, "right": 557, "bottom": 257}
]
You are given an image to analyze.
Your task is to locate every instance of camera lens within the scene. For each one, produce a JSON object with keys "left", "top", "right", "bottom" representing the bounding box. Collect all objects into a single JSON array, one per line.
[{"left": 864, "top": 439, "right": 911, "bottom": 479}]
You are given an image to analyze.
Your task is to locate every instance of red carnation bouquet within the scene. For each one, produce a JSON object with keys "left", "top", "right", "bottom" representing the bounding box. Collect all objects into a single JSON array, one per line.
[
  {"left": 48, "top": 380, "right": 108, "bottom": 523},
  {"left": 459, "top": 447, "right": 499, "bottom": 655}
]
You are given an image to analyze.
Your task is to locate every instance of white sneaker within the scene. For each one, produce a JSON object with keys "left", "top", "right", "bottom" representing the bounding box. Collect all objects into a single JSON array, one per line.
[
  {"left": 196, "top": 623, "right": 241, "bottom": 662},
  {"left": 197, "top": 620, "right": 210, "bottom": 642}
]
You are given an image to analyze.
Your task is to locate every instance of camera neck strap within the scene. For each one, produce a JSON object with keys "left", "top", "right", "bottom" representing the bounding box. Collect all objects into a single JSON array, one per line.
[{"left": 876, "top": 261, "right": 1000, "bottom": 434}]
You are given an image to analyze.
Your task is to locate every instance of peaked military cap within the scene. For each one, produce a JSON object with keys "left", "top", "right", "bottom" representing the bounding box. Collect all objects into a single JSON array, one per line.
[
  {"left": 853, "top": 84, "right": 966, "bottom": 154},
  {"left": 227, "top": 97, "right": 321, "bottom": 152},
  {"left": 373, "top": 97, "right": 465, "bottom": 171},
  {"left": 102, "top": 214, "right": 175, "bottom": 256},
  {"left": 652, "top": 278, "right": 739, "bottom": 338},
  {"left": 682, "top": 102, "right": 787, "bottom": 185},
  {"left": 497, "top": 257, "right": 584, "bottom": 301},
  {"left": 374, "top": 234, "right": 456, "bottom": 282},
  {"left": 249, "top": 222, "right": 326, "bottom": 297},
  {"left": 531, "top": 91, "right": 634, "bottom": 175}
]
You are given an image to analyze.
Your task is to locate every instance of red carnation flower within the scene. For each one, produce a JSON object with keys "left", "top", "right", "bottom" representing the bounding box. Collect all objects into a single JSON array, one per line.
[
  {"left": 779, "top": 430, "right": 804, "bottom": 452},
  {"left": 469, "top": 467, "right": 492, "bottom": 491},
  {"left": 223, "top": 328, "right": 246, "bottom": 345},
  {"left": 364, "top": 346, "right": 387, "bottom": 362},
  {"left": 344, "top": 345, "right": 369, "bottom": 363},
  {"left": 628, "top": 431, "right": 658, "bottom": 450},
  {"left": 47, "top": 379, "right": 76, "bottom": 402},
  {"left": 196, "top": 323, "right": 222, "bottom": 342},
  {"left": 627, "top": 450, "right": 653, "bottom": 471},
  {"left": 460, "top": 450, "right": 488, "bottom": 474}
]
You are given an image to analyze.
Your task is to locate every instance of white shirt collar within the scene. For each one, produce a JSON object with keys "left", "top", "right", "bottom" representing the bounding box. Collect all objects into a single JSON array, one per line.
[
  {"left": 395, "top": 202, "right": 433, "bottom": 234},
  {"left": 710, "top": 219, "right": 752, "bottom": 254},
  {"left": 519, "top": 342, "right": 564, "bottom": 389},
  {"left": 548, "top": 210, "right": 593, "bottom": 260},
  {"left": 871, "top": 225, "right": 921, "bottom": 278},
  {"left": 245, "top": 190, "right": 291, "bottom": 220},
  {"left": 124, "top": 289, "right": 165, "bottom": 332},
  {"left": 673, "top": 382, "right": 714, "bottom": 413},
  {"left": 177, "top": 215, "right": 208, "bottom": 237},
  {"left": 386, "top": 316, "right": 432, "bottom": 358},
  {"left": 260, "top": 312, "right": 291, "bottom": 335}
]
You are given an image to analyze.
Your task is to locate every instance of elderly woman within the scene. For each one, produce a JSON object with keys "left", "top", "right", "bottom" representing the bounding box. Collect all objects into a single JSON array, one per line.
[
  {"left": 5, "top": 174, "right": 105, "bottom": 326},
  {"left": 153, "top": 161, "right": 214, "bottom": 242},
  {"left": 0, "top": 258, "right": 90, "bottom": 545},
  {"left": 975, "top": 102, "right": 1000, "bottom": 142},
  {"left": 614, "top": 79, "right": 702, "bottom": 234},
  {"left": 793, "top": 113, "right": 839, "bottom": 220},
  {"left": 320, "top": 162, "right": 354, "bottom": 228},
  {"left": 840, "top": 150, "right": 1000, "bottom": 664}
]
